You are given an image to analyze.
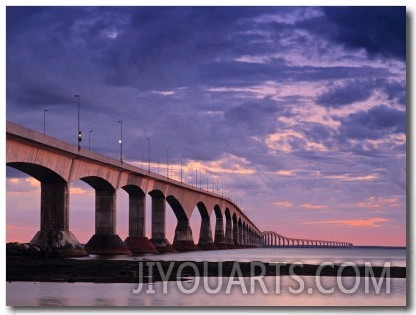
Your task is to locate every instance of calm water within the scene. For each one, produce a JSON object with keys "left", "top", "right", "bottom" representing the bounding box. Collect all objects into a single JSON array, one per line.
[
  {"left": 78, "top": 246, "right": 407, "bottom": 267},
  {"left": 7, "top": 247, "right": 406, "bottom": 306}
]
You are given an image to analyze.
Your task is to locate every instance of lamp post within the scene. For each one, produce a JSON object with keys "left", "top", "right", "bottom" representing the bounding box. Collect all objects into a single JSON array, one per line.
[
  {"left": 74, "top": 95, "right": 81, "bottom": 151},
  {"left": 147, "top": 138, "right": 151, "bottom": 173},
  {"left": 166, "top": 149, "right": 169, "bottom": 178},
  {"left": 43, "top": 109, "right": 48, "bottom": 134},
  {"left": 180, "top": 158, "right": 183, "bottom": 183},
  {"left": 88, "top": 129, "right": 93, "bottom": 150},
  {"left": 118, "top": 120, "right": 123, "bottom": 163}
]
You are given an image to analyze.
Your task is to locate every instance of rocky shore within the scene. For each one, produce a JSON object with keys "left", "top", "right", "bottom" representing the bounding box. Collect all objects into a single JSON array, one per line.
[{"left": 7, "top": 256, "right": 406, "bottom": 283}]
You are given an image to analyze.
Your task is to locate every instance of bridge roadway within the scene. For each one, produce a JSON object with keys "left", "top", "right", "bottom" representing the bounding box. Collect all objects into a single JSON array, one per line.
[
  {"left": 6, "top": 122, "right": 262, "bottom": 256},
  {"left": 262, "top": 231, "right": 353, "bottom": 248}
]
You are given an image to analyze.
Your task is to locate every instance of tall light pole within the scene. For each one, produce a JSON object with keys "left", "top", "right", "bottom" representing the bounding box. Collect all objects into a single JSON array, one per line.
[
  {"left": 180, "top": 158, "right": 183, "bottom": 183},
  {"left": 166, "top": 149, "right": 169, "bottom": 178},
  {"left": 43, "top": 109, "right": 48, "bottom": 134},
  {"left": 118, "top": 120, "right": 123, "bottom": 163},
  {"left": 74, "top": 95, "right": 81, "bottom": 151},
  {"left": 88, "top": 129, "right": 93, "bottom": 150},
  {"left": 147, "top": 138, "right": 151, "bottom": 173}
]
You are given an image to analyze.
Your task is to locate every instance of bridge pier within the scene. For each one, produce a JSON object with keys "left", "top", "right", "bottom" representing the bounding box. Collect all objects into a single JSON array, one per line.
[
  {"left": 150, "top": 193, "right": 175, "bottom": 252},
  {"left": 30, "top": 181, "right": 87, "bottom": 257},
  {"left": 233, "top": 216, "right": 239, "bottom": 247},
  {"left": 224, "top": 213, "right": 234, "bottom": 248},
  {"left": 124, "top": 188, "right": 157, "bottom": 254},
  {"left": 198, "top": 216, "right": 216, "bottom": 250},
  {"left": 85, "top": 187, "right": 131, "bottom": 255},
  {"left": 238, "top": 220, "right": 243, "bottom": 248},
  {"left": 173, "top": 219, "right": 197, "bottom": 251},
  {"left": 213, "top": 213, "right": 227, "bottom": 249}
]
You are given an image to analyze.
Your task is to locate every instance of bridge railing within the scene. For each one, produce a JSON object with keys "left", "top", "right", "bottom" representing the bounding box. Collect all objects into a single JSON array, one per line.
[{"left": 261, "top": 231, "right": 353, "bottom": 248}]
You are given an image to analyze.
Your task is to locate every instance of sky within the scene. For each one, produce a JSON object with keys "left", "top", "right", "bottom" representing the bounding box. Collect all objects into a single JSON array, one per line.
[{"left": 5, "top": 5, "right": 407, "bottom": 246}]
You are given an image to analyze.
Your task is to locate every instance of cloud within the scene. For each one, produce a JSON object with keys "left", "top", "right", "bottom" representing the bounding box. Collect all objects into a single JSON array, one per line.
[
  {"left": 337, "top": 105, "right": 405, "bottom": 140},
  {"left": 69, "top": 186, "right": 93, "bottom": 195},
  {"left": 317, "top": 78, "right": 406, "bottom": 109},
  {"left": 273, "top": 201, "right": 294, "bottom": 207},
  {"left": 322, "top": 7, "right": 406, "bottom": 60},
  {"left": 316, "top": 79, "right": 375, "bottom": 108},
  {"left": 355, "top": 196, "right": 401, "bottom": 209},
  {"left": 303, "top": 217, "right": 389, "bottom": 227},
  {"left": 275, "top": 170, "right": 296, "bottom": 176},
  {"left": 183, "top": 153, "right": 256, "bottom": 175},
  {"left": 300, "top": 203, "right": 329, "bottom": 210},
  {"left": 6, "top": 177, "right": 40, "bottom": 194},
  {"left": 325, "top": 174, "right": 379, "bottom": 181}
]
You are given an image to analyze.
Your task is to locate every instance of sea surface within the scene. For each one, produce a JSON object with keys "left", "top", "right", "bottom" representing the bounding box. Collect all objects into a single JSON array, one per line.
[{"left": 7, "top": 247, "right": 406, "bottom": 307}]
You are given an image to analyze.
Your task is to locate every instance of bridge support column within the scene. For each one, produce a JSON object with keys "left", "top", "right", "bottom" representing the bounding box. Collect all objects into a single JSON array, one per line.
[
  {"left": 85, "top": 189, "right": 131, "bottom": 255},
  {"left": 150, "top": 194, "right": 175, "bottom": 252},
  {"left": 124, "top": 191, "right": 157, "bottom": 254},
  {"left": 173, "top": 219, "right": 197, "bottom": 251},
  {"left": 198, "top": 216, "right": 216, "bottom": 250},
  {"left": 30, "top": 182, "right": 87, "bottom": 257},
  {"left": 238, "top": 222, "right": 243, "bottom": 248},
  {"left": 213, "top": 215, "right": 227, "bottom": 249},
  {"left": 233, "top": 220, "right": 239, "bottom": 247},
  {"left": 225, "top": 216, "right": 234, "bottom": 248}
]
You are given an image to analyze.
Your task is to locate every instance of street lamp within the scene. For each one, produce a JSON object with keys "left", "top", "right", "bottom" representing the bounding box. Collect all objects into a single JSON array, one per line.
[
  {"left": 118, "top": 120, "right": 123, "bottom": 163},
  {"left": 88, "top": 129, "right": 93, "bottom": 150},
  {"left": 166, "top": 149, "right": 169, "bottom": 178},
  {"left": 147, "top": 138, "right": 151, "bottom": 173},
  {"left": 74, "top": 95, "right": 81, "bottom": 151},
  {"left": 43, "top": 109, "right": 48, "bottom": 134},
  {"left": 180, "top": 158, "right": 183, "bottom": 183}
]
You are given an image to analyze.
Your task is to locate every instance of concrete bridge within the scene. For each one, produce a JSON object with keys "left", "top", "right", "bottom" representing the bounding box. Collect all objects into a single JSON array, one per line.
[
  {"left": 262, "top": 231, "right": 353, "bottom": 248},
  {"left": 6, "top": 121, "right": 262, "bottom": 256}
]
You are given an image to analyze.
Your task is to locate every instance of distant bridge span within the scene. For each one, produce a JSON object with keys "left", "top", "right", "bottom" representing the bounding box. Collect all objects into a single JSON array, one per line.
[
  {"left": 262, "top": 231, "right": 353, "bottom": 248},
  {"left": 6, "top": 122, "right": 262, "bottom": 255}
]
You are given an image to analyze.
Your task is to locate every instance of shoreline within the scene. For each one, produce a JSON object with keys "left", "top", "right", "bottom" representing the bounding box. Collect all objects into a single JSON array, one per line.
[{"left": 6, "top": 256, "right": 406, "bottom": 283}]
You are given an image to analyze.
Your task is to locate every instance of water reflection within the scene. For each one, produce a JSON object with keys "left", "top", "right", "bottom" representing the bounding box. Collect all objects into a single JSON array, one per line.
[
  {"left": 7, "top": 276, "right": 406, "bottom": 307},
  {"left": 39, "top": 298, "right": 67, "bottom": 306},
  {"left": 76, "top": 247, "right": 406, "bottom": 267}
]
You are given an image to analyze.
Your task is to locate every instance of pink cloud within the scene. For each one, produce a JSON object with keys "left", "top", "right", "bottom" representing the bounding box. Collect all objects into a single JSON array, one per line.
[
  {"left": 300, "top": 203, "right": 329, "bottom": 210},
  {"left": 303, "top": 217, "right": 389, "bottom": 228}
]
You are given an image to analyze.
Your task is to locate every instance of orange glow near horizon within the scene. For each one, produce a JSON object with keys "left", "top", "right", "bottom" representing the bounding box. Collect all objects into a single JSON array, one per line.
[{"left": 303, "top": 217, "right": 389, "bottom": 228}]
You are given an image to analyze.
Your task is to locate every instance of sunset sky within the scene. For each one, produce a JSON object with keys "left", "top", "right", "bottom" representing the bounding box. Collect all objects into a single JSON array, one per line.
[{"left": 5, "top": 6, "right": 407, "bottom": 246}]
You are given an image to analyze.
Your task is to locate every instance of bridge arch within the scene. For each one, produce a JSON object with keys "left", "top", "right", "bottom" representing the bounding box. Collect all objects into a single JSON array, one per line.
[
  {"left": 196, "top": 202, "right": 215, "bottom": 249},
  {"left": 166, "top": 195, "right": 196, "bottom": 251},
  {"left": 121, "top": 185, "right": 157, "bottom": 254},
  {"left": 81, "top": 176, "right": 130, "bottom": 254},
  {"left": 7, "top": 162, "right": 66, "bottom": 183},
  {"left": 6, "top": 163, "right": 86, "bottom": 254},
  {"left": 148, "top": 190, "right": 173, "bottom": 251},
  {"left": 212, "top": 205, "right": 226, "bottom": 249}
]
